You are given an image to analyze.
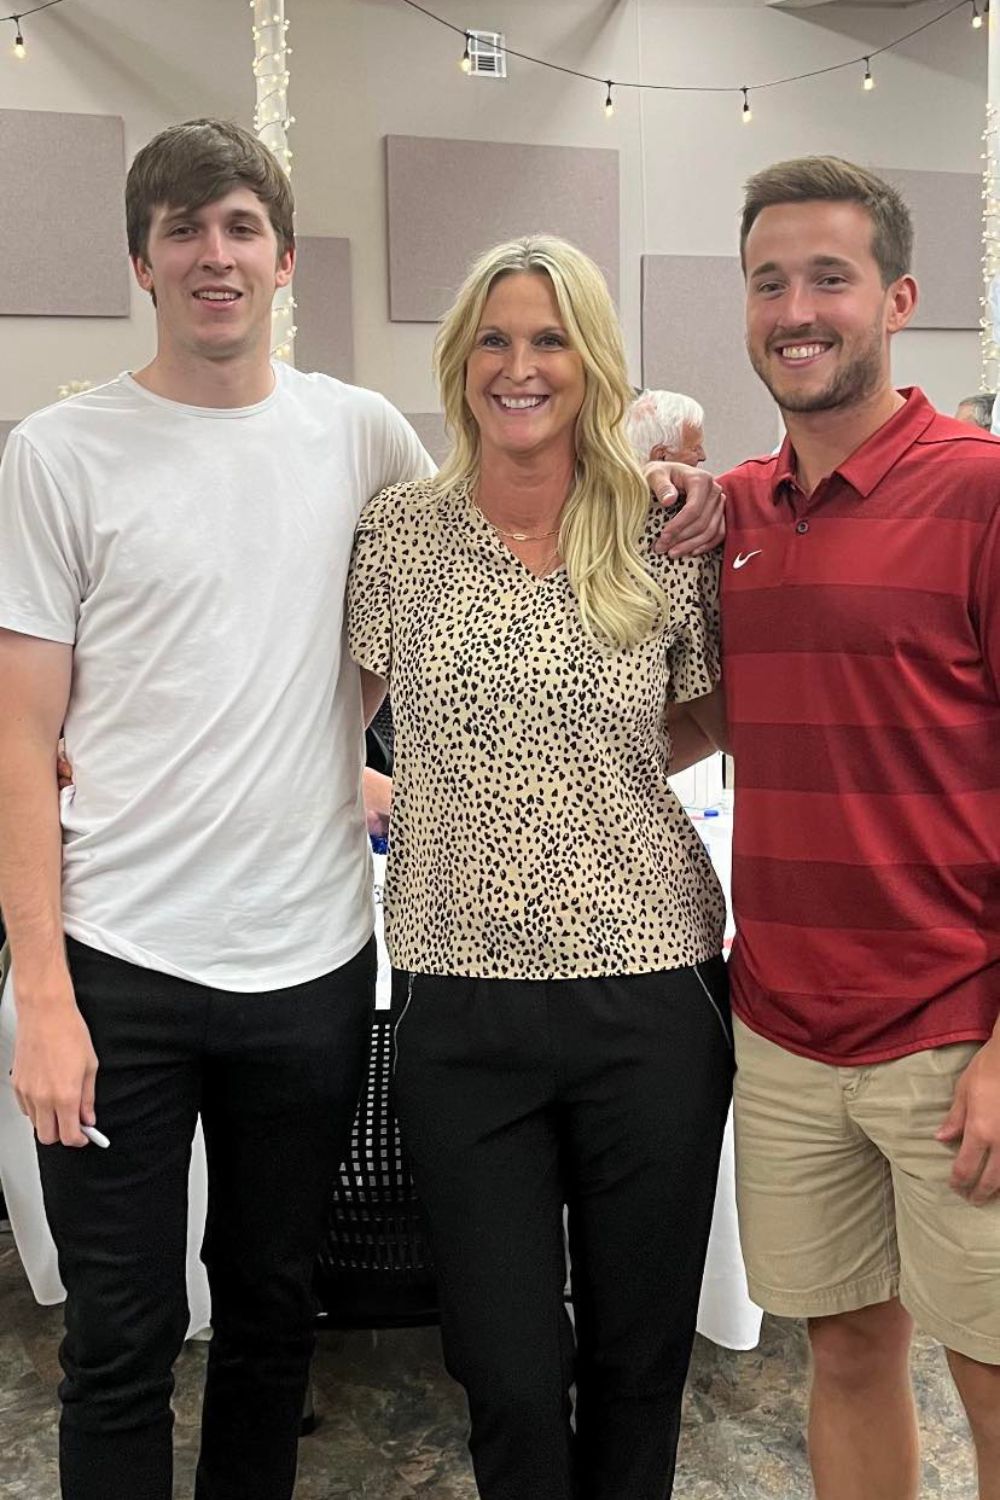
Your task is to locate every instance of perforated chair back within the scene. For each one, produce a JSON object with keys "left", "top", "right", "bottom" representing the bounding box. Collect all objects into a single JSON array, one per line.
[{"left": 314, "top": 1005, "right": 438, "bottom": 1329}]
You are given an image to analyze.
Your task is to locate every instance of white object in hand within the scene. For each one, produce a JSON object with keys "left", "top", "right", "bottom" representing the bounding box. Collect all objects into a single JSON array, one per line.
[{"left": 80, "top": 1124, "right": 110, "bottom": 1149}]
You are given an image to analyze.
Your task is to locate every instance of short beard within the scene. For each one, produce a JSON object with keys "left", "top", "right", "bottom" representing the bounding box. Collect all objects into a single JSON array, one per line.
[{"left": 748, "top": 320, "right": 885, "bottom": 415}]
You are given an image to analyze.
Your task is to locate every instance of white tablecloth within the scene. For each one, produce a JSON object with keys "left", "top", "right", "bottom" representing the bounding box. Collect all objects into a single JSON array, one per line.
[
  {"left": 0, "top": 838, "right": 760, "bottom": 1351},
  {"left": 693, "top": 806, "right": 762, "bottom": 1349}
]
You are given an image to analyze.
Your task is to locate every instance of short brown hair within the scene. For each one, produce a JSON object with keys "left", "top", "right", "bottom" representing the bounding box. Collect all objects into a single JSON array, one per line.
[
  {"left": 740, "top": 156, "right": 913, "bottom": 287},
  {"left": 126, "top": 119, "right": 295, "bottom": 263}
]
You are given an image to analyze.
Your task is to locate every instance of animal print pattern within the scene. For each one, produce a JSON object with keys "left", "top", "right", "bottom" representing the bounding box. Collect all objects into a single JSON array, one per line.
[{"left": 348, "top": 476, "right": 725, "bottom": 979}]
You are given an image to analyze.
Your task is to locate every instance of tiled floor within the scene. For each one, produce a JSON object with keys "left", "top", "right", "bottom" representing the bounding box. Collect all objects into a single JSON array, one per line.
[{"left": 0, "top": 1234, "right": 976, "bottom": 1498}]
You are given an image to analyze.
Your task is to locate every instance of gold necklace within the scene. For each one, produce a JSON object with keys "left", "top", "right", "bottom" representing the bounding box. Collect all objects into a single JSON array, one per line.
[
  {"left": 533, "top": 547, "right": 561, "bottom": 577},
  {"left": 476, "top": 505, "right": 560, "bottom": 543}
]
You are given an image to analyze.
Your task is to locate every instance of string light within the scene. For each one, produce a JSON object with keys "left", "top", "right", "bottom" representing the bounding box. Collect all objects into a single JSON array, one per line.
[
  {"left": 251, "top": 0, "right": 295, "bottom": 363},
  {"left": 604, "top": 80, "right": 614, "bottom": 118},
  {"left": 2, "top": 0, "right": 67, "bottom": 60},
  {"left": 980, "top": 102, "right": 1000, "bottom": 394},
  {"left": 460, "top": 32, "right": 471, "bottom": 72},
  {"left": 397, "top": 0, "right": 981, "bottom": 121},
  {"left": 971, "top": 2, "right": 984, "bottom": 29}
]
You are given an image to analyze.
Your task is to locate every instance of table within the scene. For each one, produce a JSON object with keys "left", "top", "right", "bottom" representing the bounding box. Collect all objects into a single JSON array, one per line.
[{"left": 0, "top": 835, "right": 760, "bottom": 1350}]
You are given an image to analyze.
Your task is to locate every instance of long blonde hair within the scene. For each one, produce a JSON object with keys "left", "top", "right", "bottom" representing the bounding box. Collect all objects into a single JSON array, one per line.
[{"left": 433, "top": 236, "right": 667, "bottom": 652}]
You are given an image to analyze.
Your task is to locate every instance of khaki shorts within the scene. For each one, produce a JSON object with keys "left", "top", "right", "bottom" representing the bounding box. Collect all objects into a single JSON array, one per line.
[{"left": 733, "top": 1017, "right": 1000, "bottom": 1365}]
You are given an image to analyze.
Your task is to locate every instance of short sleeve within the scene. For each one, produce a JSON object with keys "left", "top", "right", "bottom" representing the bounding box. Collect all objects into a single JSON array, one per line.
[
  {"left": 665, "top": 549, "right": 721, "bottom": 704},
  {"left": 0, "top": 430, "right": 83, "bottom": 643},
  {"left": 376, "top": 400, "right": 436, "bottom": 493},
  {"left": 347, "top": 492, "right": 393, "bottom": 680}
]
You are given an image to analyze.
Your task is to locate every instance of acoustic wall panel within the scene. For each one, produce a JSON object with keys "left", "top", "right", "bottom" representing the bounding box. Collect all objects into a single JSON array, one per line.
[
  {"left": 0, "top": 111, "right": 128, "bottom": 317},
  {"left": 386, "top": 135, "right": 619, "bottom": 322},
  {"left": 875, "top": 167, "right": 979, "bottom": 330},
  {"left": 641, "top": 256, "right": 779, "bottom": 474},
  {"left": 403, "top": 412, "right": 449, "bottom": 467},
  {"left": 293, "top": 236, "right": 354, "bottom": 382}
]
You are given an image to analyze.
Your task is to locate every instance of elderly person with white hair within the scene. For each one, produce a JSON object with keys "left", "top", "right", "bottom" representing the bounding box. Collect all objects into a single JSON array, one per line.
[{"left": 626, "top": 388, "right": 706, "bottom": 468}]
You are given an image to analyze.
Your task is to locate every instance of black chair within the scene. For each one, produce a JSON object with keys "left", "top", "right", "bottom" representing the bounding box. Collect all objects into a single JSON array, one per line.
[
  {"left": 302, "top": 703, "right": 436, "bottom": 1432},
  {"left": 313, "top": 1001, "right": 438, "bottom": 1332}
]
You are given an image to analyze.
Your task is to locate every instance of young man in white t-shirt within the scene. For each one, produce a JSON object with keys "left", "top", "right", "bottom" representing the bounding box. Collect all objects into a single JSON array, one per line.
[{"left": 0, "top": 119, "right": 434, "bottom": 1500}]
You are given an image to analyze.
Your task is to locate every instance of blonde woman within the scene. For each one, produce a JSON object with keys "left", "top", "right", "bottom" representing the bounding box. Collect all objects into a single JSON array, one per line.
[{"left": 348, "top": 237, "right": 730, "bottom": 1500}]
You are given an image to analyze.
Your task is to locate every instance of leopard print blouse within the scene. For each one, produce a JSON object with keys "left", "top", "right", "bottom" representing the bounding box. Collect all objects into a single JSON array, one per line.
[{"left": 348, "top": 476, "right": 725, "bottom": 979}]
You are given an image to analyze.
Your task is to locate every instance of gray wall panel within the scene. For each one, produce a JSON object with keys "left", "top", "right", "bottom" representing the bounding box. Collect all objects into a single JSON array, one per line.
[
  {"left": 0, "top": 111, "right": 128, "bottom": 317},
  {"left": 293, "top": 236, "right": 354, "bottom": 382},
  {"left": 403, "top": 412, "right": 449, "bottom": 467},
  {"left": 876, "top": 167, "right": 979, "bottom": 331},
  {"left": 641, "top": 256, "right": 778, "bottom": 474},
  {"left": 386, "top": 135, "right": 619, "bottom": 322},
  {"left": 0, "top": 420, "right": 17, "bottom": 456}
]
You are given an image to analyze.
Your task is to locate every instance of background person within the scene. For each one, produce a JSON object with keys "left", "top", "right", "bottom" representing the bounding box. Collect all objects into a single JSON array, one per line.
[
  {"left": 956, "top": 391, "right": 996, "bottom": 431},
  {"left": 348, "top": 234, "right": 731, "bottom": 1500},
  {"left": 625, "top": 387, "right": 707, "bottom": 467}
]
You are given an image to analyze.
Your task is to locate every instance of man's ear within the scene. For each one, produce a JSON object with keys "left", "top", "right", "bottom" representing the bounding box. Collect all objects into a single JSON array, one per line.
[
  {"left": 649, "top": 443, "right": 671, "bottom": 463},
  {"left": 275, "top": 245, "right": 295, "bottom": 289},
  {"left": 886, "top": 274, "right": 918, "bottom": 334},
  {"left": 131, "top": 255, "right": 154, "bottom": 296}
]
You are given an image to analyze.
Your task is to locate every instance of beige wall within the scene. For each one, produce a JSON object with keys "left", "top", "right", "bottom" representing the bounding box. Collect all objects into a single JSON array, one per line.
[{"left": 0, "top": 0, "right": 986, "bottom": 427}]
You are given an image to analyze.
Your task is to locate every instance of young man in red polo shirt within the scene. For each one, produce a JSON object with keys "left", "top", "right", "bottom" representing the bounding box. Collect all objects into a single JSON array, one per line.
[{"left": 721, "top": 158, "right": 1000, "bottom": 1498}]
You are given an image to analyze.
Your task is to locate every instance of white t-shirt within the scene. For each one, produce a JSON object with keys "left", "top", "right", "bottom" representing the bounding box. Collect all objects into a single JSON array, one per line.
[{"left": 0, "top": 365, "right": 434, "bottom": 990}]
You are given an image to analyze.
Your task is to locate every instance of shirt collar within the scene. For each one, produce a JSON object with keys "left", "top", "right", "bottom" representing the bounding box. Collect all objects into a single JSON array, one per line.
[{"left": 771, "top": 387, "right": 937, "bottom": 503}]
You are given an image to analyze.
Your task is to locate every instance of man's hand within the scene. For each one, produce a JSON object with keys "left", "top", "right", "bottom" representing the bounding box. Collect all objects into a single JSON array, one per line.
[
  {"left": 57, "top": 739, "right": 73, "bottom": 791},
  {"left": 936, "top": 1035, "right": 1000, "bottom": 1205},
  {"left": 12, "top": 979, "right": 99, "bottom": 1147},
  {"left": 648, "top": 462, "right": 726, "bottom": 557},
  {"left": 363, "top": 766, "right": 392, "bottom": 838}
]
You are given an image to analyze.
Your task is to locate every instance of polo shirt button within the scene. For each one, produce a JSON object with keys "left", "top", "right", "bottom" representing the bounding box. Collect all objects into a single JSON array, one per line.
[{"left": 795, "top": 519, "right": 809, "bottom": 534}]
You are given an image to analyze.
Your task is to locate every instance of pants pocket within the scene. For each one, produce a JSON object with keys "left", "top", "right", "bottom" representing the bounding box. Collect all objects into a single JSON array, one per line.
[
  {"left": 693, "top": 955, "right": 733, "bottom": 1054},
  {"left": 391, "top": 972, "right": 417, "bottom": 1079}
]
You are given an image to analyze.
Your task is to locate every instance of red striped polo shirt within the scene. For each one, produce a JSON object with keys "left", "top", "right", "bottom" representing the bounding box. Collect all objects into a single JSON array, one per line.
[{"left": 720, "top": 388, "right": 1000, "bottom": 1064}]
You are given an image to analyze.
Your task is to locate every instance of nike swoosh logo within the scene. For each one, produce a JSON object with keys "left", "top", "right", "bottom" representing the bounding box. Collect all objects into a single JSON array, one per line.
[{"left": 732, "top": 550, "right": 763, "bottom": 570}]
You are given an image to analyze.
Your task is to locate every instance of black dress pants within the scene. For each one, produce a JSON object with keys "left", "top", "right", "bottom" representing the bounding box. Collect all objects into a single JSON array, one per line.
[
  {"left": 391, "top": 958, "right": 734, "bottom": 1500},
  {"left": 37, "top": 934, "right": 375, "bottom": 1500}
]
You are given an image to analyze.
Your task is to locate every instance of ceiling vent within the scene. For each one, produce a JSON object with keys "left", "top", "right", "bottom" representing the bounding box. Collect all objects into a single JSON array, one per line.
[{"left": 468, "top": 30, "right": 507, "bottom": 78}]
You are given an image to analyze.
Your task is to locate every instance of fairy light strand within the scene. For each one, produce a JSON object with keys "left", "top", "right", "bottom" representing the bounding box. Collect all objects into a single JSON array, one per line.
[
  {"left": 250, "top": 0, "right": 296, "bottom": 363},
  {"left": 980, "top": 100, "right": 1000, "bottom": 392}
]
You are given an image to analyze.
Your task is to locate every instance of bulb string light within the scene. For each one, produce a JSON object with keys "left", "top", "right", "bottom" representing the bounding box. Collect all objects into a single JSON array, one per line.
[
  {"left": 741, "top": 85, "right": 752, "bottom": 123},
  {"left": 3, "top": 0, "right": 66, "bottom": 59},
  {"left": 971, "top": 2, "right": 984, "bottom": 30},
  {"left": 397, "top": 0, "right": 981, "bottom": 117},
  {"left": 863, "top": 57, "right": 874, "bottom": 91},
  {"left": 604, "top": 80, "right": 614, "bottom": 118}
]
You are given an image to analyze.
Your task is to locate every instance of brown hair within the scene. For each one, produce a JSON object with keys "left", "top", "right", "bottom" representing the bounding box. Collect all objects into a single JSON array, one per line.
[
  {"left": 126, "top": 119, "right": 294, "bottom": 263},
  {"left": 740, "top": 156, "right": 913, "bottom": 287}
]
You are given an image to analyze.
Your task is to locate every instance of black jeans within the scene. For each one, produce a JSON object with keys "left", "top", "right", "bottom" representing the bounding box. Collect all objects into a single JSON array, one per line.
[
  {"left": 392, "top": 958, "right": 734, "bottom": 1500},
  {"left": 38, "top": 934, "right": 375, "bottom": 1500}
]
